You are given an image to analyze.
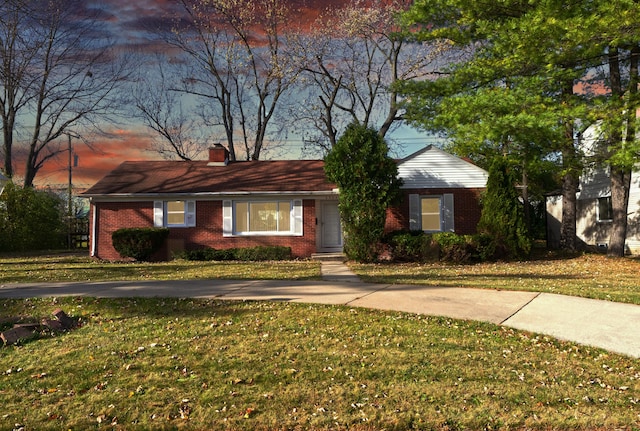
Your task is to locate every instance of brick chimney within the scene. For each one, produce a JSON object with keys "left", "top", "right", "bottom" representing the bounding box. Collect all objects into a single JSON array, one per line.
[{"left": 207, "top": 143, "right": 229, "bottom": 166}]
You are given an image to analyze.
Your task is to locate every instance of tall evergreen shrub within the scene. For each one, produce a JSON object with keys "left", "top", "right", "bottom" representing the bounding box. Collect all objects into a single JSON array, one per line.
[
  {"left": 324, "top": 123, "right": 402, "bottom": 262},
  {"left": 478, "top": 157, "right": 531, "bottom": 260}
]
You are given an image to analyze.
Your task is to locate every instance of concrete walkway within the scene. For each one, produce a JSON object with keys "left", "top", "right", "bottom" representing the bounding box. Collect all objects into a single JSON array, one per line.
[{"left": 1, "top": 262, "right": 639, "bottom": 359}]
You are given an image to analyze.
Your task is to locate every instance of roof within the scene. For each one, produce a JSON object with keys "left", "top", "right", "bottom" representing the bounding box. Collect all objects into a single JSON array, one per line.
[
  {"left": 82, "top": 160, "right": 336, "bottom": 197},
  {"left": 398, "top": 145, "right": 488, "bottom": 189}
]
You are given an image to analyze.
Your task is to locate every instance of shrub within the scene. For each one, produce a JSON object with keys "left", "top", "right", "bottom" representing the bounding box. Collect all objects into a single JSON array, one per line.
[
  {"left": 176, "top": 246, "right": 292, "bottom": 262},
  {"left": 112, "top": 227, "right": 170, "bottom": 261},
  {"left": 383, "top": 230, "right": 439, "bottom": 262},
  {"left": 324, "top": 123, "right": 402, "bottom": 262},
  {"left": 234, "top": 246, "right": 291, "bottom": 261},
  {"left": 383, "top": 230, "right": 496, "bottom": 264},
  {"left": 0, "top": 183, "right": 66, "bottom": 252},
  {"left": 477, "top": 156, "right": 531, "bottom": 260},
  {"left": 432, "top": 232, "right": 476, "bottom": 264}
]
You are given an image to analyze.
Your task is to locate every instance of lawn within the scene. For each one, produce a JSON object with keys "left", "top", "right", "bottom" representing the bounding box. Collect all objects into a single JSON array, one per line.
[
  {"left": 1, "top": 252, "right": 640, "bottom": 430},
  {"left": 0, "top": 253, "right": 321, "bottom": 284},
  {"left": 1, "top": 297, "right": 639, "bottom": 431}
]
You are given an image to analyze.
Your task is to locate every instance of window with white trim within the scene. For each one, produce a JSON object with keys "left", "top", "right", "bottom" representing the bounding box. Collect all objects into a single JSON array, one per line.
[
  {"left": 154, "top": 200, "right": 196, "bottom": 227},
  {"left": 223, "top": 199, "right": 303, "bottom": 236},
  {"left": 597, "top": 196, "right": 613, "bottom": 222}
]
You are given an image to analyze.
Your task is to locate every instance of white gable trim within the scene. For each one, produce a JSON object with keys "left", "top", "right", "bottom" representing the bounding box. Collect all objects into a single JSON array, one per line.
[{"left": 398, "top": 145, "right": 488, "bottom": 189}]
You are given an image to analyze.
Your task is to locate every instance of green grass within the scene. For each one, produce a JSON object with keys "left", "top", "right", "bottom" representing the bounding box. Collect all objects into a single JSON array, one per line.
[
  {"left": 351, "top": 253, "right": 640, "bottom": 305},
  {"left": 1, "top": 297, "right": 639, "bottom": 431},
  {"left": 0, "top": 253, "right": 321, "bottom": 284}
]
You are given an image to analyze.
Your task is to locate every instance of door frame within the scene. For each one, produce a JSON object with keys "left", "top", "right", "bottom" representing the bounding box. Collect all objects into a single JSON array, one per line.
[{"left": 317, "top": 199, "right": 343, "bottom": 252}]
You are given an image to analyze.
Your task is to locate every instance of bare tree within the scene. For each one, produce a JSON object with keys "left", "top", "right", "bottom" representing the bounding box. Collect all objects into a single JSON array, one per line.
[
  {"left": 294, "top": 0, "right": 448, "bottom": 153},
  {"left": 151, "top": 0, "right": 301, "bottom": 161},
  {"left": 132, "top": 60, "right": 208, "bottom": 161},
  {"left": 0, "top": 0, "right": 42, "bottom": 178},
  {"left": 0, "top": 0, "right": 129, "bottom": 187}
]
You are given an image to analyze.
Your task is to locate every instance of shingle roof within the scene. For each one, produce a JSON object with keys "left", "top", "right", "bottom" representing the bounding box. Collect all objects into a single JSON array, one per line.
[{"left": 82, "top": 160, "right": 336, "bottom": 196}]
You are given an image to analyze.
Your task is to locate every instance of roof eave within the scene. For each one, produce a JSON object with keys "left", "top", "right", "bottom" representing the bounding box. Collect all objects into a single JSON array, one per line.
[{"left": 84, "top": 190, "right": 339, "bottom": 200}]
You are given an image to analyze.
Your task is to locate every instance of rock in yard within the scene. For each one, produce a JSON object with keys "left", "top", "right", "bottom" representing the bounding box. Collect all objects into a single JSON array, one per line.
[
  {"left": 1, "top": 326, "right": 37, "bottom": 345},
  {"left": 52, "top": 308, "right": 76, "bottom": 329}
]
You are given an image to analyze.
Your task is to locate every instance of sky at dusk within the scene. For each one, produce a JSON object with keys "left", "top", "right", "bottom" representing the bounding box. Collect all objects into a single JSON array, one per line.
[{"left": 30, "top": 0, "right": 433, "bottom": 191}]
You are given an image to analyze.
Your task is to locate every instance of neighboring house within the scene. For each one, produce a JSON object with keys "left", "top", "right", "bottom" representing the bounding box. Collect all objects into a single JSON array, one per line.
[
  {"left": 546, "top": 124, "right": 640, "bottom": 254},
  {"left": 546, "top": 166, "right": 640, "bottom": 254},
  {"left": 83, "top": 144, "right": 488, "bottom": 260}
]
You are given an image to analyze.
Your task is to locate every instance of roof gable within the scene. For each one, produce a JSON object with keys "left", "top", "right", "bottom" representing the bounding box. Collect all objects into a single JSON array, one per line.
[{"left": 398, "top": 145, "right": 488, "bottom": 189}]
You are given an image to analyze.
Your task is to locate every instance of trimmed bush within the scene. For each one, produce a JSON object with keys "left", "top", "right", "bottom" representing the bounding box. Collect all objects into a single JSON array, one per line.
[
  {"left": 432, "top": 232, "right": 475, "bottom": 264},
  {"left": 234, "top": 246, "right": 292, "bottom": 261},
  {"left": 383, "top": 230, "right": 439, "bottom": 262},
  {"left": 176, "top": 246, "right": 292, "bottom": 262},
  {"left": 383, "top": 230, "right": 495, "bottom": 264},
  {"left": 112, "top": 227, "right": 170, "bottom": 261}
]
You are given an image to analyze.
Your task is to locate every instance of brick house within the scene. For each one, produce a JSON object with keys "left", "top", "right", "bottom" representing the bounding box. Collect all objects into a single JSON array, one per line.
[{"left": 83, "top": 144, "right": 487, "bottom": 260}]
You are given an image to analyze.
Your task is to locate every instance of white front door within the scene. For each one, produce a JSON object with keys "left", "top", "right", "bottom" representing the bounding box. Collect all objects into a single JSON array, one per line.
[{"left": 320, "top": 201, "right": 343, "bottom": 251}]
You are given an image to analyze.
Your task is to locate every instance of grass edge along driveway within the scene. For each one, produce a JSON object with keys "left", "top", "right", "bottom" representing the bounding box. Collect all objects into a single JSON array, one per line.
[{"left": 350, "top": 253, "right": 640, "bottom": 306}]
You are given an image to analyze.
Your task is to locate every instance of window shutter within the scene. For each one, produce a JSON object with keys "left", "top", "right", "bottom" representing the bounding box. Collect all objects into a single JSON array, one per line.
[
  {"left": 292, "top": 199, "right": 303, "bottom": 235},
  {"left": 186, "top": 201, "right": 196, "bottom": 227},
  {"left": 442, "top": 193, "right": 455, "bottom": 232},
  {"left": 409, "top": 194, "right": 420, "bottom": 231},
  {"left": 222, "top": 200, "right": 233, "bottom": 236},
  {"left": 153, "top": 201, "right": 164, "bottom": 227}
]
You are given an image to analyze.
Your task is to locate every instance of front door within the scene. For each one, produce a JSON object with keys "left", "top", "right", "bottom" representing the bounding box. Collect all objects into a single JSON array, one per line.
[{"left": 320, "top": 201, "right": 343, "bottom": 251}]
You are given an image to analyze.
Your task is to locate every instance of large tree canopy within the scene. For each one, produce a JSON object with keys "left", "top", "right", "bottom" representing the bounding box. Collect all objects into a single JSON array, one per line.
[{"left": 400, "top": 0, "right": 640, "bottom": 255}]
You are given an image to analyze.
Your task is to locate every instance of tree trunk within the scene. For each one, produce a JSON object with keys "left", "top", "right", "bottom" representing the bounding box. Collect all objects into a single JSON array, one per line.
[
  {"left": 559, "top": 80, "right": 579, "bottom": 251},
  {"left": 559, "top": 168, "right": 579, "bottom": 251},
  {"left": 606, "top": 46, "right": 637, "bottom": 256},
  {"left": 608, "top": 166, "right": 631, "bottom": 256},
  {"left": 608, "top": 45, "right": 639, "bottom": 256}
]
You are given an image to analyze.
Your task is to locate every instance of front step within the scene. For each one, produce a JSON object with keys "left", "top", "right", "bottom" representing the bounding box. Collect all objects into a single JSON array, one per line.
[{"left": 311, "top": 252, "right": 346, "bottom": 262}]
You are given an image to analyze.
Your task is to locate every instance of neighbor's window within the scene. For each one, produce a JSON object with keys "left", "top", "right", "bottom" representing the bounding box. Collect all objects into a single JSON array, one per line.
[
  {"left": 234, "top": 201, "right": 292, "bottom": 234},
  {"left": 421, "top": 196, "right": 442, "bottom": 231},
  {"left": 597, "top": 196, "right": 613, "bottom": 222},
  {"left": 154, "top": 200, "right": 196, "bottom": 227}
]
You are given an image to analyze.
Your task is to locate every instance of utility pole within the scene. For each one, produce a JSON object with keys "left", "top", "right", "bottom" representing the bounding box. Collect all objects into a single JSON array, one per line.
[
  {"left": 65, "top": 132, "right": 79, "bottom": 249},
  {"left": 68, "top": 133, "right": 73, "bottom": 249}
]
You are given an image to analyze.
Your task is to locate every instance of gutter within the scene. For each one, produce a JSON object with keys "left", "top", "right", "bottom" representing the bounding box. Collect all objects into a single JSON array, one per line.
[{"left": 83, "top": 190, "right": 340, "bottom": 200}]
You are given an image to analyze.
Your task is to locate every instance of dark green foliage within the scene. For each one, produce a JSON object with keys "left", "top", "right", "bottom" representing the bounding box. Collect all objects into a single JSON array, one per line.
[
  {"left": 478, "top": 157, "right": 531, "bottom": 260},
  {"left": 176, "top": 246, "right": 292, "bottom": 262},
  {"left": 432, "top": 232, "right": 475, "bottom": 263},
  {"left": 383, "top": 230, "right": 497, "bottom": 264},
  {"left": 324, "top": 123, "right": 402, "bottom": 263},
  {"left": 234, "top": 246, "right": 291, "bottom": 261},
  {"left": 383, "top": 230, "right": 439, "bottom": 262},
  {"left": 111, "top": 227, "right": 170, "bottom": 261},
  {"left": 0, "top": 183, "right": 66, "bottom": 252}
]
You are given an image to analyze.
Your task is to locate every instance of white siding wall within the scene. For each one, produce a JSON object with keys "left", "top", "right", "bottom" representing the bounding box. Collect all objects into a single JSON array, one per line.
[
  {"left": 625, "top": 173, "right": 640, "bottom": 254},
  {"left": 553, "top": 170, "right": 640, "bottom": 254},
  {"left": 398, "top": 146, "right": 488, "bottom": 189}
]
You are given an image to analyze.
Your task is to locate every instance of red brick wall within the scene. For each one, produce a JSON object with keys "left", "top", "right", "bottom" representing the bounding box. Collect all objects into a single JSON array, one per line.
[
  {"left": 385, "top": 188, "right": 485, "bottom": 235},
  {"left": 90, "top": 199, "right": 318, "bottom": 260}
]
